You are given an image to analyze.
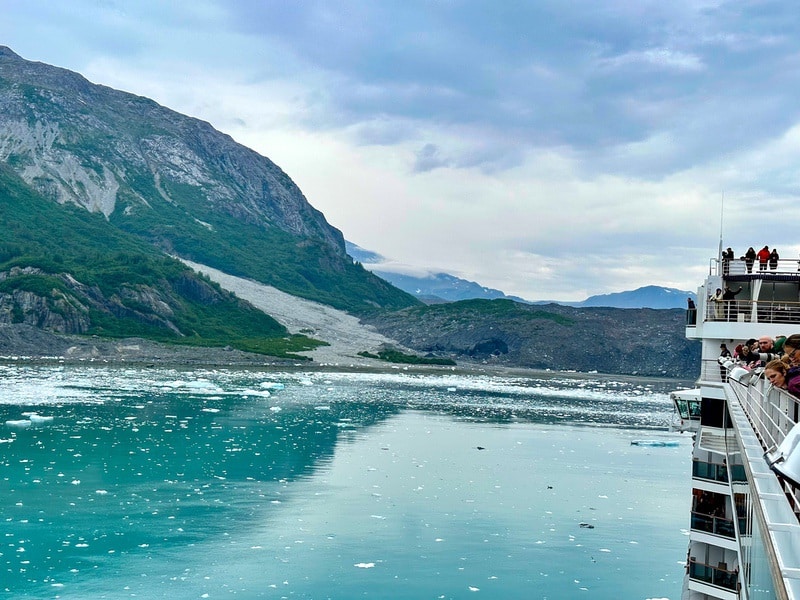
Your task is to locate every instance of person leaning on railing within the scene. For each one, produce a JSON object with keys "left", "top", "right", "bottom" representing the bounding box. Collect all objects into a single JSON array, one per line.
[
  {"left": 764, "top": 358, "right": 800, "bottom": 424},
  {"left": 781, "top": 334, "right": 800, "bottom": 366}
]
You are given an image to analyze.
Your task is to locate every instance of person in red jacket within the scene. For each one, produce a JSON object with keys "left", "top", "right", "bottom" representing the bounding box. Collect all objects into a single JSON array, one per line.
[{"left": 757, "top": 245, "right": 771, "bottom": 271}]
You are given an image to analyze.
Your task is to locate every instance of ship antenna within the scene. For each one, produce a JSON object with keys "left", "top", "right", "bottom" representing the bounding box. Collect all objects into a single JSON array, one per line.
[{"left": 718, "top": 192, "right": 724, "bottom": 260}]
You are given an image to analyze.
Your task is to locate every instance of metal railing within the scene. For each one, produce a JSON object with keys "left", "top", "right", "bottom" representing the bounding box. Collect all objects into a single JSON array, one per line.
[
  {"left": 724, "top": 366, "right": 800, "bottom": 516},
  {"left": 690, "top": 511, "right": 736, "bottom": 539},
  {"left": 688, "top": 559, "right": 739, "bottom": 591},
  {"left": 715, "top": 257, "right": 800, "bottom": 277},
  {"left": 705, "top": 298, "right": 800, "bottom": 324}
]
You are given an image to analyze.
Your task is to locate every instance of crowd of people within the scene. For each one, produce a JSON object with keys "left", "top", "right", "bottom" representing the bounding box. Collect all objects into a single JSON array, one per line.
[
  {"left": 722, "top": 245, "right": 781, "bottom": 274},
  {"left": 720, "top": 334, "right": 800, "bottom": 401}
]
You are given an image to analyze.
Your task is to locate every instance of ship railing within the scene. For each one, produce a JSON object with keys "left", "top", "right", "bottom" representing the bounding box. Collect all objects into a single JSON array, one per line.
[
  {"left": 712, "top": 256, "right": 800, "bottom": 277},
  {"left": 687, "top": 558, "right": 739, "bottom": 591},
  {"left": 704, "top": 298, "right": 800, "bottom": 324},
  {"left": 690, "top": 510, "right": 737, "bottom": 539},
  {"left": 700, "top": 359, "right": 729, "bottom": 383},
  {"left": 725, "top": 367, "right": 800, "bottom": 516}
]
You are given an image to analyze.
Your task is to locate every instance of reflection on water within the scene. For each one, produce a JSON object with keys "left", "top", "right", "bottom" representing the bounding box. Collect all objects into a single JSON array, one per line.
[{"left": 0, "top": 366, "right": 691, "bottom": 599}]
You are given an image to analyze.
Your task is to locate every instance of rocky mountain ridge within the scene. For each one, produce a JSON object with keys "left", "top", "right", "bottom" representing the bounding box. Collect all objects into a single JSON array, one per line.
[{"left": 0, "top": 46, "right": 337, "bottom": 246}]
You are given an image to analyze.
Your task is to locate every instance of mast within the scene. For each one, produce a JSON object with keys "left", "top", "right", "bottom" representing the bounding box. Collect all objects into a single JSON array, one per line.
[{"left": 718, "top": 192, "right": 724, "bottom": 260}]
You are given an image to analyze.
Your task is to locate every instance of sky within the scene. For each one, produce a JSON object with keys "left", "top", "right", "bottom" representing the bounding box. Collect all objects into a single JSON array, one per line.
[{"left": 3, "top": 0, "right": 800, "bottom": 301}]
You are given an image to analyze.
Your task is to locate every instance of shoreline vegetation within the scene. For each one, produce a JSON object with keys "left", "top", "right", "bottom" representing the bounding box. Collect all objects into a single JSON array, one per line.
[{"left": 0, "top": 324, "right": 689, "bottom": 387}]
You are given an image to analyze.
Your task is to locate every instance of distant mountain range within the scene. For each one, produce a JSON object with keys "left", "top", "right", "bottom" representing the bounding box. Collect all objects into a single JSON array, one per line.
[{"left": 346, "top": 242, "right": 695, "bottom": 309}]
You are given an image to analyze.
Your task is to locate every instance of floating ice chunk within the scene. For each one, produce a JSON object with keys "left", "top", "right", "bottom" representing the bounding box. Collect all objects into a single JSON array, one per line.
[
  {"left": 5, "top": 420, "right": 31, "bottom": 428},
  {"left": 298, "top": 379, "right": 313, "bottom": 386},
  {"left": 468, "top": 586, "right": 480, "bottom": 591},
  {"left": 201, "top": 408, "right": 220, "bottom": 413},
  {"left": 260, "top": 382, "right": 285, "bottom": 391},
  {"left": 354, "top": 562, "right": 375, "bottom": 568},
  {"left": 447, "top": 387, "right": 457, "bottom": 392},
  {"left": 599, "top": 548, "right": 611, "bottom": 553},
  {"left": 269, "top": 406, "right": 282, "bottom": 412},
  {"left": 29, "top": 414, "right": 54, "bottom": 424},
  {"left": 315, "top": 406, "right": 331, "bottom": 410}
]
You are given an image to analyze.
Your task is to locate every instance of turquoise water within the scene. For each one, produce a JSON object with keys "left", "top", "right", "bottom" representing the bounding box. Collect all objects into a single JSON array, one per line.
[{"left": 0, "top": 366, "right": 692, "bottom": 599}]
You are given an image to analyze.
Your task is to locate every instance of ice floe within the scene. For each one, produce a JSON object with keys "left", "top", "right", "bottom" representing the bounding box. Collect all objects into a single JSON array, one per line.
[{"left": 260, "top": 382, "right": 285, "bottom": 391}]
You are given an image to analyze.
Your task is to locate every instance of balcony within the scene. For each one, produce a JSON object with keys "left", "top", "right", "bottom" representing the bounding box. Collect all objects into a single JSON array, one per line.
[
  {"left": 688, "top": 559, "right": 739, "bottom": 592},
  {"left": 690, "top": 511, "right": 736, "bottom": 539},
  {"left": 692, "top": 460, "right": 729, "bottom": 484}
]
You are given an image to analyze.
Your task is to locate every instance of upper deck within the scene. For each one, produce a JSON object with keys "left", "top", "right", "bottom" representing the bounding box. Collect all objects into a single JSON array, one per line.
[{"left": 686, "top": 257, "right": 800, "bottom": 340}]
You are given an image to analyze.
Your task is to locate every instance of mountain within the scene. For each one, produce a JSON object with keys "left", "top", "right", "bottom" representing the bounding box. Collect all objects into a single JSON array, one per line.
[
  {"left": 0, "top": 47, "right": 417, "bottom": 317},
  {"left": 362, "top": 299, "right": 700, "bottom": 378},
  {"left": 0, "top": 47, "right": 421, "bottom": 357},
  {"left": 576, "top": 286, "right": 695, "bottom": 309},
  {"left": 346, "top": 241, "right": 529, "bottom": 303},
  {"left": 348, "top": 242, "right": 694, "bottom": 308}
]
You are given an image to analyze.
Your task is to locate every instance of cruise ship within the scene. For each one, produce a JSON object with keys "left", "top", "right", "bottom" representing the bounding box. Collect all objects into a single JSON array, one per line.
[{"left": 672, "top": 253, "right": 800, "bottom": 599}]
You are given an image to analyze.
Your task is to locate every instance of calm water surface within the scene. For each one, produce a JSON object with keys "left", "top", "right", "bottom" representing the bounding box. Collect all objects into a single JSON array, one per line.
[{"left": 0, "top": 366, "right": 693, "bottom": 599}]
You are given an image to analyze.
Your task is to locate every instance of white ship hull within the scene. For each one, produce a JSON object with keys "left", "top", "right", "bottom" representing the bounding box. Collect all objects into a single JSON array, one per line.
[{"left": 674, "top": 256, "right": 800, "bottom": 600}]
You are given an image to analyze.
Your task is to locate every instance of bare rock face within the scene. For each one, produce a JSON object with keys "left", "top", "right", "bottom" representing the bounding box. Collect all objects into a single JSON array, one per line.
[{"left": 0, "top": 46, "right": 345, "bottom": 252}]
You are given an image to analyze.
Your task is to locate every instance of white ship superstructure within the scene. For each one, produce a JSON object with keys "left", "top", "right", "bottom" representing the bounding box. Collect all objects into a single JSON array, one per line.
[{"left": 674, "top": 255, "right": 800, "bottom": 599}]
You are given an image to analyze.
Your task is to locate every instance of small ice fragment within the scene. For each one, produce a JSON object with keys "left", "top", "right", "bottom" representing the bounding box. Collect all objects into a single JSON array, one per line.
[
  {"left": 201, "top": 408, "right": 220, "bottom": 413},
  {"left": 29, "top": 414, "right": 54, "bottom": 423},
  {"left": 354, "top": 562, "right": 375, "bottom": 569},
  {"left": 95, "top": 490, "right": 108, "bottom": 495},
  {"left": 269, "top": 406, "right": 282, "bottom": 412},
  {"left": 468, "top": 586, "right": 480, "bottom": 592}
]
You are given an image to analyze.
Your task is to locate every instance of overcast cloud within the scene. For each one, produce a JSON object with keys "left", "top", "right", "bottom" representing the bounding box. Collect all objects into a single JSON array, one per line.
[{"left": 3, "top": 0, "right": 800, "bottom": 300}]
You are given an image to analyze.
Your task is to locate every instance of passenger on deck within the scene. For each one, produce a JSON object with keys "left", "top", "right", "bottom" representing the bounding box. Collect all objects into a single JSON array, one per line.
[
  {"left": 764, "top": 359, "right": 789, "bottom": 389},
  {"left": 758, "top": 336, "right": 780, "bottom": 355},
  {"left": 743, "top": 247, "right": 756, "bottom": 273},
  {"left": 722, "top": 286, "right": 743, "bottom": 320},
  {"left": 710, "top": 288, "right": 724, "bottom": 320},
  {"left": 757, "top": 246, "right": 771, "bottom": 271},
  {"left": 764, "top": 359, "right": 800, "bottom": 400},
  {"left": 781, "top": 334, "right": 800, "bottom": 366},
  {"left": 722, "top": 247, "right": 734, "bottom": 275},
  {"left": 769, "top": 248, "right": 780, "bottom": 270},
  {"left": 736, "top": 339, "right": 760, "bottom": 369},
  {"left": 719, "top": 344, "right": 732, "bottom": 382},
  {"left": 753, "top": 336, "right": 783, "bottom": 366}
]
